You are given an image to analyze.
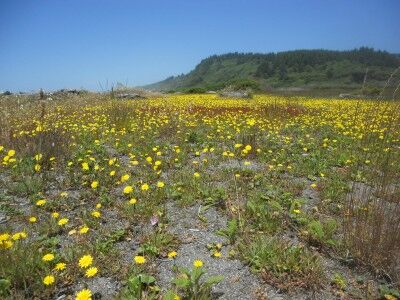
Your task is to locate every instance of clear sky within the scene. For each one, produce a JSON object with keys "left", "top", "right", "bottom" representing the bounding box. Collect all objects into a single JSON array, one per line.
[{"left": 1, "top": 0, "right": 399, "bottom": 92}]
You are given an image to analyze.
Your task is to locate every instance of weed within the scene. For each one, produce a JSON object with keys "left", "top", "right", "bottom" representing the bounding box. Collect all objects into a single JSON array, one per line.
[
  {"left": 331, "top": 273, "right": 346, "bottom": 290},
  {"left": 216, "top": 218, "right": 239, "bottom": 244},
  {"left": 305, "top": 219, "right": 338, "bottom": 248},
  {"left": 170, "top": 261, "right": 223, "bottom": 300},
  {"left": 241, "top": 236, "right": 323, "bottom": 290}
]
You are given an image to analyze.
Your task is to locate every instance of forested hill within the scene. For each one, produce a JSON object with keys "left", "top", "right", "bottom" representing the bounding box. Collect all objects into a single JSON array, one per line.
[{"left": 144, "top": 48, "right": 400, "bottom": 94}]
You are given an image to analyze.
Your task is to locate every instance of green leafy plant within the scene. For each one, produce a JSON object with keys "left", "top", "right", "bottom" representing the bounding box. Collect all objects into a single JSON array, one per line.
[
  {"left": 0, "top": 239, "right": 49, "bottom": 297},
  {"left": 138, "top": 231, "right": 178, "bottom": 257},
  {"left": 241, "top": 236, "right": 323, "bottom": 290},
  {"left": 201, "top": 187, "right": 227, "bottom": 210},
  {"left": 120, "top": 273, "right": 159, "bottom": 300},
  {"left": 216, "top": 219, "right": 238, "bottom": 244},
  {"left": 378, "top": 284, "right": 400, "bottom": 299},
  {"left": 170, "top": 262, "right": 223, "bottom": 300},
  {"left": 246, "top": 196, "right": 285, "bottom": 233},
  {"left": 95, "top": 228, "right": 126, "bottom": 254},
  {"left": 331, "top": 273, "right": 346, "bottom": 290},
  {"left": 306, "top": 219, "right": 337, "bottom": 247},
  {"left": 0, "top": 278, "right": 11, "bottom": 297}
]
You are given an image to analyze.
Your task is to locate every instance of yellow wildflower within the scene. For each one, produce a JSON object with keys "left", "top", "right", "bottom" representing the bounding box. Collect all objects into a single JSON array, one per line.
[
  {"left": 36, "top": 199, "right": 46, "bottom": 206},
  {"left": 134, "top": 255, "right": 146, "bottom": 264},
  {"left": 54, "top": 262, "right": 66, "bottom": 271},
  {"left": 157, "top": 181, "right": 165, "bottom": 188},
  {"left": 123, "top": 185, "right": 133, "bottom": 194},
  {"left": 121, "top": 174, "right": 130, "bottom": 182},
  {"left": 85, "top": 267, "right": 98, "bottom": 277},
  {"left": 213, "top": 251, "right": 222, "bottom": 258},
  {"left": 193, "top": 260, "right": 203, "bottom": 268},
  {"left": 91, "top": 211, "right": 101, "bottom": 218},
  {"left": 42, "top": 253, "right": 55, "bottom": 262},
  {"left": 78, "top": 254, "right": 93, "bottom": 268},
  {"left": 58, "top": 218, "right": 69, "bottom": 226},
  {"left": 79, "top": 226, "right": 89, "bottom": 234},
  {"left": 75, "top": 289, "right": 92, "bottom": 300},
  {"left": 12, "top": 232, "right": 27, "bottom": 240},
  {"left": 43, "top": 275, "right": 55, "bottom": 286},
  {"left": 167, "top": 251, "right": 177, "bottom": 259}
]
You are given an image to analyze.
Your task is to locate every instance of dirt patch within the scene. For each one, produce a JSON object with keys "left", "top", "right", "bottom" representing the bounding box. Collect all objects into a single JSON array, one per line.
[{"left": 156, "top": 202, "right": 278, "bottom": 299}]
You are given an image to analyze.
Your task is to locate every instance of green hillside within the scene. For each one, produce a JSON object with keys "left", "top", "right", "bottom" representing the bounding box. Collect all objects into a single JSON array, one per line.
[{"left": 144, "top": 48, "right": 400, "bottom": 95}]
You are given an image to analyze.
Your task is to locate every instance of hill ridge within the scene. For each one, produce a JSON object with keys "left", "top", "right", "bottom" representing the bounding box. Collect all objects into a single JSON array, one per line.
[{"left": 143, "top": 47, "right": 400, "bottom": 94}]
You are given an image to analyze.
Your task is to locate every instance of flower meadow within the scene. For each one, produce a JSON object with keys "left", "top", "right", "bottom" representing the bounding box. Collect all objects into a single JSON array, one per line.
[{"left": 0, "top": 93, "right": 399, "bottom": 299}]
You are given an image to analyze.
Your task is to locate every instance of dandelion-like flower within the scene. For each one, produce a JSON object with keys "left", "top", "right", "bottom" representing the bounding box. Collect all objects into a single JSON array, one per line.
[
  {"left": 167, "top": 251, "right": 177, "bottom": 259},
  {"left": 121, "top": 174, "right": 130, "bottom": 182},
  {"left": 193, "top": 259, "right": 203, "bottom": 268},
  {"left": 54, "top": 262, "right": 66, "bottom": 271},
  {"left": 134, "top": 255, "right": 146, "bottom": 264},
  {"left": 213, "top": 251, "right": 222, "bottom": 258},
  {"left": 12, "top": 232, "right": 27, "bottom": 240},
  {"left": 78, "top": 254, "right": 93, "bottom": 268},
  {"left": 123, "top": 185, "right": 133, "bottom": 194},
  {"left": 42, "top": 253, "right": 55, "bottom": 262},
  {"left": 157, "top": 181, "right": 165, "bottom": 188},
  {"left": 36, "top": 199, "right": 46, "bottom": 206},
  {"left": 79, "top": 226, "right": 89, "bottom": 234},
  {"left": 75, "top": 288, "right": 92, "bottom": 300},
  {"left": 85, "top": 267, "right": 98, "bottom": 277},
  {"left": 91, "top": 211, "right": 101, "bottom": 218},
  {"left": 58, "top": 218, "right": 69, "bottom": 226},
  {"left": 43, "top": 275, "right": 55, "bottom": 286}
]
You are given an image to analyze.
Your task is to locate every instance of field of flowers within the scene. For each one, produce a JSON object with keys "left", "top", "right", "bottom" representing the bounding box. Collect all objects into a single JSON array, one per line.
[{"left": 0, "top": 93, "right": 399, "bottom": 299}]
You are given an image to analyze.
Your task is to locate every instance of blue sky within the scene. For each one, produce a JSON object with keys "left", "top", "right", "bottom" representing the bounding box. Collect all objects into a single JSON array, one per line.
[{"left": 0, "top": 0, "right": 399, "bottom": 92}]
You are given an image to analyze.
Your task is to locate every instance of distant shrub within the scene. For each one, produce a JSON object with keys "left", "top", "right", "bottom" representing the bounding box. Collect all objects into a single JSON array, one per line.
[
  {"left": 226, "top": 78, "right": 260, "bottom": 91},
  {"left": 362, "top": 86, "right": 381, "bottom": 96},
  {"left": 184, "top": 87, "right": 207, "bottom": 94}
]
